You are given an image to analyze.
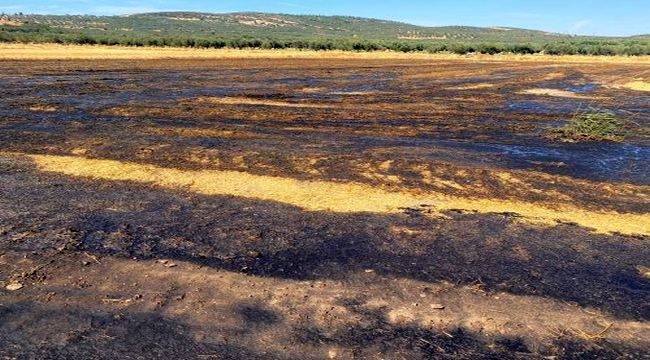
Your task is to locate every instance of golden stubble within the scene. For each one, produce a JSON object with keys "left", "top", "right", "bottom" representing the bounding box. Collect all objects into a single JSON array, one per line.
[
  {"left": 195, "top": 96, "right": 335, "bottom": 109},
  {"left": 518, "top": 88, "right": 603, "bottom": 99},
  {"left": 446, "top": 83, "right": 496, "bottom": 90},
  {"left": 20, "top": 153, "right": 650, "bottom": 236},
  {"left": 2, "top": 44, "right": 650, "bottom": 64},
  {"left": 620, "top": 81, "right": 650, "bottom": 92}
]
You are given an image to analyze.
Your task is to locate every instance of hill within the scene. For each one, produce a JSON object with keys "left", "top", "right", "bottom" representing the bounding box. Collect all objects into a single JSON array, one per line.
[
  {"left": 0, "top": 12, "right": 626, "bottom": 42},
  {"left": 1, "top": 12, "right": 648, "bottom": 55}
]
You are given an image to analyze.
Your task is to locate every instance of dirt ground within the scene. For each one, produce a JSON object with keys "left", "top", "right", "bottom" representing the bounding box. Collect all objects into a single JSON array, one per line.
[{"left": 0, "top": 54, "right": 649, "bottom": 359}]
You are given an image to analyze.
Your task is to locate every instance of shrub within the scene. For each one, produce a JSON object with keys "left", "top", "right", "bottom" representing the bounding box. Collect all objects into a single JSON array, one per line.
[
  {"left": 506, "top": 44, "right": 540, "bottom": 54},
  {"left": 543, "top": 43, "right": 577, "bottom": 55},
  {"left": 75, "top": 34, "right": 97, "bottom": 45},
  {"left": 551, "top": 109, "right": 625, "bottom": 141},
  {"left": 477, "top": 44, "right": 501, "bottom": 54},
  {"left": 449, "top": 43, "right": 475, "bottom": 54}
]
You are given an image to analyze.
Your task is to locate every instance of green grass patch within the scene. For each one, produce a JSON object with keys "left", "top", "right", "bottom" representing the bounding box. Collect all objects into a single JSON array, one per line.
[{"left": 551, "top": 109, "right": 625, "bottom": 142}]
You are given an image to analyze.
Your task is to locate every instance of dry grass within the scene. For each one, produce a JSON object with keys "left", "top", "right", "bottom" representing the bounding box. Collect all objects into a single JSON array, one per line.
[
  {"left": 447, "top": 83, "right": 495, "bottom": 90},
  {"left": 621, "top": 81, "right": 650, "bottom": 91},
  {"left": 542, "top": 72, "right": 568, "bottom": 80},
  {"left": 196, "top": 96, "right": 335, "bottom": 109},
  {"left": 144, "top": 126, "right": 270, "bottom": 139},
  {"left": 19, "top": 152, "right": 650, "bottom": 236},
  {"left": 637, "top": 266, "right": 650, "bottom": 279},
  {"left": 2, "top": 43, "right": 650, "bottom": 63},
  {"left": 519, "top": 88, "right": 599, "bottom": 99},
  {"left": 0, "top": 19, "right": 22, "bottom": 26},
  {"left": 26, "top": 104, "right": 60, "bottom": 112},
  {"left": 195, "top": 96, "right": 449, "bottom": 112}
]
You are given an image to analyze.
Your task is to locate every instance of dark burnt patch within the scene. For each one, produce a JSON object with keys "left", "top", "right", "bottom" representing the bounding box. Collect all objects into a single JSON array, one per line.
[{"left": 2, "top": 164, "right": 648, "bottom": 321}]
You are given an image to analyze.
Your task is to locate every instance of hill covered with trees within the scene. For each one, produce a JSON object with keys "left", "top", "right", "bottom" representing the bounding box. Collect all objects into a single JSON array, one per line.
[{"left": 1, "top": 12, "right": 648, "bottom": 55}]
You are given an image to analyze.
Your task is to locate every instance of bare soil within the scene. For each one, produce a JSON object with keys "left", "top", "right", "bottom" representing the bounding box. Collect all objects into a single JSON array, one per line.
[{"left": 0, "top": 57, "right": 649, "bottom": 359}]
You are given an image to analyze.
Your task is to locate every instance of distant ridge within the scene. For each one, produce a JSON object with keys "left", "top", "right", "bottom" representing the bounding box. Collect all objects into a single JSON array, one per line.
[
  {"left": 1, "top": 12, "right": 648, "bottom": 55},
  {"left": 2, "top": 11, "right": 643, "bottom": 42}
]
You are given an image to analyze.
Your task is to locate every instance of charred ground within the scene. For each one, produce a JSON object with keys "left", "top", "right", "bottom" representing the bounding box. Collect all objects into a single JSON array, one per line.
[{"left": 0, "top": 56, "right": 649, "bottom": 359}]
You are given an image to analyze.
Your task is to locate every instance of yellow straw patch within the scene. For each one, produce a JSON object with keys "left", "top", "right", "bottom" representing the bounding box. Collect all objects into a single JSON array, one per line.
[
  {"left": 2, "top": 44, "right": 649, "bottom": 63},
  {"left": 519, "top": 88, "right": 598, "bottom": 99},
  {"left": 22, "top": 153, "right": 650, "bottom": 236},
  {"left": 621, "top": 81, "right": 650, "bottom": 92},
  {"left": 196, "top": 96, "right": 334, "bottom": 109},
  {"left": 447, "top": 83, "right": 495, "bottom": 90}
]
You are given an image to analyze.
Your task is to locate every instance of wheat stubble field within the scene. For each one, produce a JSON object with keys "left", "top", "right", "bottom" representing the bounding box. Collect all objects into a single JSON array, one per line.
[{"left": 0, "top": 45, "right": 649, "bottom": 359}]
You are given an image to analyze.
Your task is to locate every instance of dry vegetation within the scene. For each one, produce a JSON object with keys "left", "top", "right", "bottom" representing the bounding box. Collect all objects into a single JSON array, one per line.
[
  {"left": 2, "top": 43, "right": 650, "bottom": 63},
  {"left": 21, "top": 152, "right": 648, "bottom": 235},
  {"left": 621, "top": 80, "right": 650, "bottom": 91}
]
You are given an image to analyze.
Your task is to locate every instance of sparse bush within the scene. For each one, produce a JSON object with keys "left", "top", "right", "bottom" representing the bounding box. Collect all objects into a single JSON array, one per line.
[
  {"left": 449, "top": 43, "right": 475, "bottom": 54},
  {"left": 543, "top": 43, "right": 577, "bottom": 55},
  {"left": 506, "top": 44, "right": 540, "bottom": 54},
  {"left": 75, "top": 34, "right": 97, "bottom": 45},
  {"left": 477, "top": 44, "right": 501, "bottom": 54},
  {"left": 551, "top": 109, "right": 625, "bottom": 141}
]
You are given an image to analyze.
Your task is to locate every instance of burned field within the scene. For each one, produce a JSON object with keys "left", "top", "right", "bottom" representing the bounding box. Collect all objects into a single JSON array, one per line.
[{"left": 0, "top": 55, "right": 649, "bottom": 359}]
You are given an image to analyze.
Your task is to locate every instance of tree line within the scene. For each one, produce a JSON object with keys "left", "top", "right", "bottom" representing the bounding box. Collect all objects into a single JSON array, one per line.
[{"left": 1, "top": 25, "right": 648, "bottom": 56}]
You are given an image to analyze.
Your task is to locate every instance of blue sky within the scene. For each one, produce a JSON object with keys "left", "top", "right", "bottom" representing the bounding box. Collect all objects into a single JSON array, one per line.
[{"left": 1, "top": 0, "right": 648, "bottom": 36}]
